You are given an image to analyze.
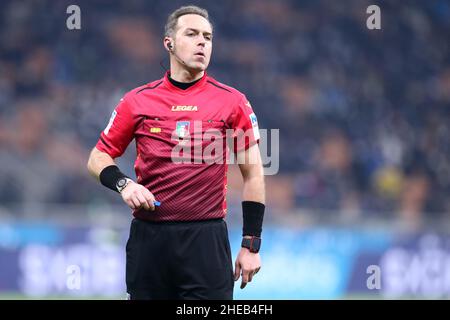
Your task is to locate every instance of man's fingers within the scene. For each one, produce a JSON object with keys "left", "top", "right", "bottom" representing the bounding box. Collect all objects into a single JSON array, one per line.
[
  {"left": 248, "top": 270, "right": 254, "bottom": 283},
  {"left": 126, "top": 199, "right": 136, "bottom": 210},
  {"left": 130, "top": 195, "right": 141, "bottom": 209},
  {"left": 127, "top": 198, "right": 138, "bottom": 210},
  {"left": 241, "top": 267, "right": 260, "bottom": 288},
  {"left": 136, "top": 193, "right": 151, "bottom": 210},
  {"left": 143, "top": 189, "right": 155, "bottom": 202},
  {"left": 142, "top": 189, "right": 156, "bottom": 211},
  {"left": 121, "top": 184, "right": 157, "bottom": 211},
  {"left": 234, "top": 261, "right": 241, "bottom": 281},
  {"left": 240, "top": 270, "right": 250, "bottom": 289}
]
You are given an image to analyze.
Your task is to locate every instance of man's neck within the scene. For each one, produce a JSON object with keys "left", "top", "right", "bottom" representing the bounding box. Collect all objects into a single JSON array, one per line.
[{"left": 170, "top": 67, "right": 204, "bottom": 83}]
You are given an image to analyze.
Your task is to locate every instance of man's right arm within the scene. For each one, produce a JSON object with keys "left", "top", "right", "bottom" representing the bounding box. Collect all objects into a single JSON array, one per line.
[
  {"left": 87, "top": 147, "right": 116, "bottom": 179},
  {"left": 87, "top": 147, "right": 156, "bottom": 211},
  {"left": 88, "top": 94, "right": 156, "bottom": 211}
]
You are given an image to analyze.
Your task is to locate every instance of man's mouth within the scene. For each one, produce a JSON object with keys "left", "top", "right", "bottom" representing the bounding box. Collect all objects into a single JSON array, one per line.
[{"left": 194, "top": 52, "right": 205, "bottom": 57}]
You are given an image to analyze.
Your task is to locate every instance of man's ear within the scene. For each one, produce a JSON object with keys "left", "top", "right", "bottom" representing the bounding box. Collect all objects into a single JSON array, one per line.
[{"left": 164, "top": 37, "right": 173, "bottom": 52}]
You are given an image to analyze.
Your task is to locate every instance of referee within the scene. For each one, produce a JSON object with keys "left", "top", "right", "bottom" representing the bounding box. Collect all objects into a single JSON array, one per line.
[{"left": 87, "top": 5, "right": 265, "bottom": 300}]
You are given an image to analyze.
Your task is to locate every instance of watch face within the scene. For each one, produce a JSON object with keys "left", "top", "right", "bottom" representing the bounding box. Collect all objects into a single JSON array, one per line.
[{"left": 117, "top": 178, "right": 127, "bottom": 188}]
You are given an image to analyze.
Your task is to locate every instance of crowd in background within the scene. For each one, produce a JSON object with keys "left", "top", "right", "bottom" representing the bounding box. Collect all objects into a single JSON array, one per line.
[{"left": 0, "top": 0, "right": 449, "bottom": 220}]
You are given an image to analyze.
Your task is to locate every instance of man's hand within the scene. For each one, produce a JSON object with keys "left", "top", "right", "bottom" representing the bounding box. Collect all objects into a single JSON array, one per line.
[
  {"left": 234, "top": 246, "right": 261, "bottom": 289},
  {"left": 121, "top": 181, "right": 156, "bottom": 211}
]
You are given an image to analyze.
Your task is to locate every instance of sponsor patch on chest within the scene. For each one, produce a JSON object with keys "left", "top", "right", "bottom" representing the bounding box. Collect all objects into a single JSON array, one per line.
[{"left": 171, "top": 105, "right": 198, "bottom": 112}]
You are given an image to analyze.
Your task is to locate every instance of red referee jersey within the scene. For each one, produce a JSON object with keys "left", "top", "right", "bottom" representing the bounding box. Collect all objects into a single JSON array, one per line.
[{"left": 96, "top": 71, "right": 260, "bottom": 221}]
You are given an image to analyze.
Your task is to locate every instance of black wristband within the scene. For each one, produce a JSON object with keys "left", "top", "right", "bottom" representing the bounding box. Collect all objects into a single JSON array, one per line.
[
  {"left": 99, "top": 165, "right": 129, "bottom": 193},
  {"left": 242, "top": 201, "right": 265, "bottom": 237}
]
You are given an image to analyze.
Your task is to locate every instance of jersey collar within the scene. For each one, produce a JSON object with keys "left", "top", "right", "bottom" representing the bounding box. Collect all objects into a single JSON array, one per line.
[{"left": 163, "top": 70, "right": 208, "bottom": 95}]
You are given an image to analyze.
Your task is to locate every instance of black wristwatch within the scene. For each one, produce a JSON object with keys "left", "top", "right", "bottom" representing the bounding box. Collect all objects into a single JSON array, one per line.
[{"left": 241, "top": 236, "right": 261, "bottom": 253}]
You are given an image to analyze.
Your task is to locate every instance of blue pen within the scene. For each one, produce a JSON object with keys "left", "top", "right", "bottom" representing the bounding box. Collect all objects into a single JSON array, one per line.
[{"left": 154, "top": 201, "right": 161, "bottom": 207}]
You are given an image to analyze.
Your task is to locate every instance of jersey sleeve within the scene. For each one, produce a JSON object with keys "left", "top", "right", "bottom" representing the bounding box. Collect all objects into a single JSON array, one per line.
[
  {"left": 95, "top": 97, "right": 135, "bottom": 158},
  {"left": 231, "top": 95, "right": 261, "bottom": 152}
]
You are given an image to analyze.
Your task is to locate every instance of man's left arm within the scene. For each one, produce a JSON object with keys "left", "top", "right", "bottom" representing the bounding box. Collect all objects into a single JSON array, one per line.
[{"left": 234, "top": 143, "right": 265, "bottom": 289}]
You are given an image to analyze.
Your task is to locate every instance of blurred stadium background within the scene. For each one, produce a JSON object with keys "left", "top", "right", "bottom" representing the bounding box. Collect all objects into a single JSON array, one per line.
[{"left": 1, "top": 0, "right": 450, "bottom": 299}]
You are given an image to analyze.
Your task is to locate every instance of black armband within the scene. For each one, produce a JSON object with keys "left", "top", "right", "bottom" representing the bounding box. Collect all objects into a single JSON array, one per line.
[
  {"left": 242, "top": 201, "right": 265, "bottom": 237},
  {"left": 99, "top": 165, "right": 129, "bottom": 193}
]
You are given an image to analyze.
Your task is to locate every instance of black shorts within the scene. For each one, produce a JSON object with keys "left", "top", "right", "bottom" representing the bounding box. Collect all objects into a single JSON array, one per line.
[{"left": 126, "top": 218, "right": 234, "bottom": 300}]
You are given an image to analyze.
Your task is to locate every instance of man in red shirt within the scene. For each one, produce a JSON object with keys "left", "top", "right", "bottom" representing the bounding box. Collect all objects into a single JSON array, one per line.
[{"left": 87, "top": 5, "right": 265, "bottom": 300}]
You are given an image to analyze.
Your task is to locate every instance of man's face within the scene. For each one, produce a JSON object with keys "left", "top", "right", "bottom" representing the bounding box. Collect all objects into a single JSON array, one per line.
[{"left": 172, "top": 14, "right": 212, "bottom": 71}]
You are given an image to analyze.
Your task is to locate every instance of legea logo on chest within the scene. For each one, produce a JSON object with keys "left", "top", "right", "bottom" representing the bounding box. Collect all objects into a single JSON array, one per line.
[{"left": 171, "top": 105, "right": 198, "bottom": 112}]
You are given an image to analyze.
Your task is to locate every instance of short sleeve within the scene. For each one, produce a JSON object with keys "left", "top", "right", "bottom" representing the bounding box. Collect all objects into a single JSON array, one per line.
[
  {"left": 95, "top": 97, "right": 135, "bottom": 158},
  {"left": 231, "top": 95, "right": 260, "bottom": 152}
]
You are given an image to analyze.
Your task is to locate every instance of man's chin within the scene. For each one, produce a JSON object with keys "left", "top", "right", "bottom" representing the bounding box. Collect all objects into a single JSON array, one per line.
[{"left": 186, "top": 62, "right": 208, "bottom": 73}]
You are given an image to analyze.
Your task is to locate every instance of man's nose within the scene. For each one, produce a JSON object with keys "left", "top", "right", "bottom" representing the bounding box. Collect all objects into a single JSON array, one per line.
[{"left": 197, "top": 36, "right": 207, "bottom": 47}]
